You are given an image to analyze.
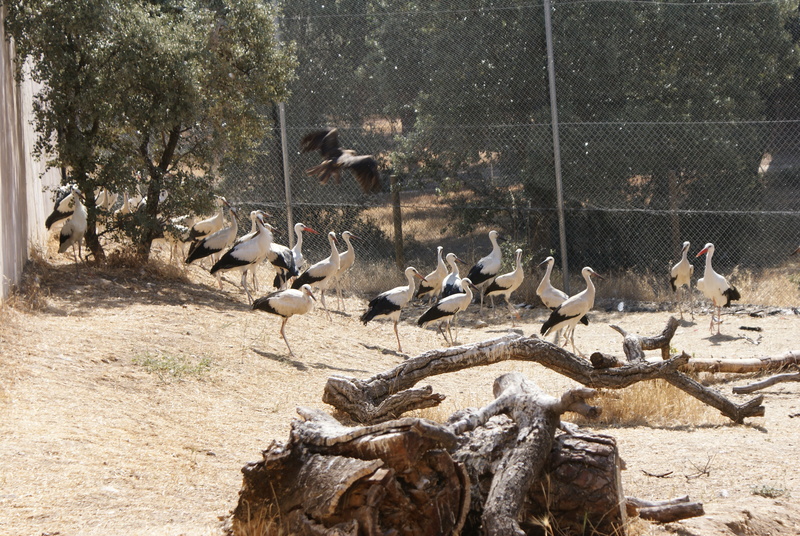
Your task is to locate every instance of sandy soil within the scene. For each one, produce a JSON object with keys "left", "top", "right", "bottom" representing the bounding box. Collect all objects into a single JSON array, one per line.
[{"left": 1, "top": 249, "right": 799, "bottom": 536}]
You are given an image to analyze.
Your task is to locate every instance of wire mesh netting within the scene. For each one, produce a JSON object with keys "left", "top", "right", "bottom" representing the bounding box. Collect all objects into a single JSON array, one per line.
[{"left": 219, "top": 0, "right": 800, "bottom": 304}]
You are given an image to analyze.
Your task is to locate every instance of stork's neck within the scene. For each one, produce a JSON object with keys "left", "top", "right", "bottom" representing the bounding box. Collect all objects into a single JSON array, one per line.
[
  {"left": 293, "top": 227, "right": 304, "bottom": 253},
  {"left": 329, "top": 236, "right": 339, "bottom": 257},
  {"left": 228, "top": 210, "right": 238, "bottom": 233},
  {"left": 343, "top": 236, "right": 353, "bottom": 252},
  {"left": 583, "top": 271, "right": 596, "bottom": 299},
  {"left": 704, "top": 249, "right": 715, "bottom": 277},
  {"left": 448, "top": 259, "right": 460, "bottom": 276},
  {"left": 537, "top": 261, "right": 554, "bottom": 294},
  {"left": 490, "top": 235, "right": 501, "bottom": 256},
  {"left": 514, "top": 253, "right": 522, "bottom": 271}
]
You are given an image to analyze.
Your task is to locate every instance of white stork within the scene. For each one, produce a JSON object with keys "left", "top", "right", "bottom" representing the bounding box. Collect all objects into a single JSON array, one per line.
[
  {"left": 113, "top": 191, "right": 132, "bottom": 219},
  {"left": 540, "top": 267, "right": 604, "bottom": 356},
  {"left": 696, "top": 243, "right": 741, "bottom": 334},
  {"left": 361, "top": 266, "right": 426, "bottom": 353},
  {"left": 291, "top": 231, "right": 340, "bottom": 320},
  {"left": 188, "top": 197, "right": 227, "bottom": 242},
  {"left": 163, "top": 214, "right": 196, "bottom": 265},
  {"left": 334, "top": 230, "right": 359, "bottom": 311},
  {"left": 58, "top": 188, "right": 87, "bottom": 263},
  {"left": 536, "top": 256, "right": 568, "bottom": 310},
  {"left": 416, "top": 246, "right": 447, "bottom": 304},
  {"left": 184, "top": 204, "right": 239, "bottom": 267},
  {"left": 271, "top": 222, "right": 320, "bottom": 291},
  {"left": 45, "top": 184, "right": 78, "bottom": 230},
  {"left": 670, "top": 241, "right": 695, "bottom": 320},
  {"left": 483, "top": 248, "right": 525, "bottom": 326},
  {"left": 210, "top": 214, "right": 273, "bottom": 303},
  {"left": 418, "top": 277, "right": 477, "bottom": 346},
  {"left": 440, "top": 252, "right": 467, "bottom": 298},
  {"left": 252, "top": 284, "right": 316, "bottom": 357},
  {"left": 466, "top": 230, "right": 503, "bottom": 309}
]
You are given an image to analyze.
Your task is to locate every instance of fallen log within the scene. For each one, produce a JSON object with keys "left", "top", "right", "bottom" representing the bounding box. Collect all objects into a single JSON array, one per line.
[
  {"left": 732, "top": 372, "right": 800, "bottom": 394},
  {"left": 684, "top": 351, "right": 800, "bottom": 373},
  {"left": 323, "top": 320, "right": 765, "bottom": 424}
]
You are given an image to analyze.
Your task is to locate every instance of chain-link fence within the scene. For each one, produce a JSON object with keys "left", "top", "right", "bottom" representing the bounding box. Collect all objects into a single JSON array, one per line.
[{"left": 221, "top": 0, "right": 800, "bottom": 304}]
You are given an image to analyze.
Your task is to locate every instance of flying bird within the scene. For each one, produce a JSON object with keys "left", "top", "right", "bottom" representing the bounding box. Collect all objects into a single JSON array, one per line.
[
  {"left": 540, "top": 267, "right": 603, "bottom": 356},
  {"left": 300, "top": 128, "right": 382, "bottom": 194},
  {"left": 483, "top": 248, "right": 524, "bottom": 326},
  {"left": 361, "top": 266, "right": 426, "bottom": 353},
  {"left": 252, "top": 284, "right": 316, "bottom": 357},
  {"left": 695, "top": 243, "right": 741, "bottom": 334},
  {"left": 670, "top": 241, "right": 695, "bottom": 320}
]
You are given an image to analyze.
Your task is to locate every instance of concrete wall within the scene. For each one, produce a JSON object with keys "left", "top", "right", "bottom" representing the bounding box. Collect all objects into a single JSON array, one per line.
[{"left": 1, "top": 6, "right": 61, "bottom": 301}]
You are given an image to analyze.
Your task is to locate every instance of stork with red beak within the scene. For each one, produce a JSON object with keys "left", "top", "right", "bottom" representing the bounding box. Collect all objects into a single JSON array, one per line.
[{"left": 695, "top": 243, "right": 741, "bottom": 334}]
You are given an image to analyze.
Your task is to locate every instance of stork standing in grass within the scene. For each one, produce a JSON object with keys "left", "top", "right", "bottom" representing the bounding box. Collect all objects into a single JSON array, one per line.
[
  {"left": 211, "top": 214, "right": 273, "bottom": 303},
  {"left": 466, "top": 230, "right": 503, "bottom": 309},
  {"left": 361, "top": 266, "right": 426, "bottom": 353},
  {"left": 292, "top": 231, "right": 340, "bottom": 321},
  {"left": 418, "top": 277, "right": 478, "bottom": 346},
  {"left": 483, "top": 248, "right": 524, "bottom": 326},
  {"left": 416, "top": 246, "right": 447, "bottom": 304},
  {"left": 696, "top": 243, "right": 741, "bottom": 335},
  {"left": 670, "top": 241, "right": 695, "bottom": 320},
  {"left": 440, "top": 252, "right": 467, "bottom": 298},
  {"left": 253, "top": 284, "right": 316, "bottom": 357},
  {"left": 334, "top": 231, "right": 359, "bottom": 311},
  {"left": 185, "top": 203, "right": 239, "bottom": 267},
  {"left": 58, "top": 188, "right": 87, "bottom": 263},
  {"left": 540, "top": 267, "right": 603, "bottom": 356}
]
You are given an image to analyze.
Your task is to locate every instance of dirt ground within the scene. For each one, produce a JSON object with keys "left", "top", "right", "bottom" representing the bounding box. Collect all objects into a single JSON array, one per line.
[{"left": 1, "top": 247, "right": 799, "bottom": 536}]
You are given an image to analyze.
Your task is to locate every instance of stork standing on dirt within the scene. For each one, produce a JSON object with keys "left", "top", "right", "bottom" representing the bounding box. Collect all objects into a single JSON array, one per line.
[
  {"left": 483, "top": 248, "right": 524, "bottom": 326},
  {"left": 440, "top": 253, "right": 467, "bottom": 299},
  {"left": 210, "top": 214, "right": 273, "bottom": 303},
  {"left": 334, "top": 231, "right": 359, "bottom": 311},
  {"left": 58, "top": 188, "right": 87, "bottom": 263},
  {"left": 418, "top": 277, "right": 478, "bottom": 346},
  {"left": 292, "top": 231, "right": 340, "bottom": 321},
  {"left": 466, "top": 230, "right": 503, "bottom": 309},
  {"left": 184, "top": 203, "right": 239, "bottom": 266},
  {"left": 416, "top": 246, "right": 447, "bottom": 304},
  {"left": 670, "top": 241, "right": 695, "bottom": 320},
  {"left": 252, "top": 284, "right": 316, "bottom": 357},
  {"left": 540, "top": 267, "right": 604, "bottom": 356},
  {"left": 695, "top": 243, "right": 741, "bottom": 335},
  {"left": 536, "top": 256, "right": 587, "bottom": 343},
  {"left": 267, "top": 237, "right": 299, "bottom": 291},
  {"left": 271, "top": 222, "right": 319, "bottom": 290},
  {"left": 361, "top": 266, "right": 426, "bottom": 353}
]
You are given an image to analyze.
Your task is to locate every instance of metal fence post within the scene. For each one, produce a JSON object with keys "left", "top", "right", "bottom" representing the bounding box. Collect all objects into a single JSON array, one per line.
[
  {"left": 278, "top": 102, "right": 294, "bottom": 247},
  {"left": 543, "top": 0, "right": 570, "bottom": 294}
]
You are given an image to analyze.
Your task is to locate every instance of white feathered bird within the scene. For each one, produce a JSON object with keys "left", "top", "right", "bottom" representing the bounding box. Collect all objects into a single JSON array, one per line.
[
  {"left": 58, "top": 188, "right": 87, "bottom": 263},
  {"left": 466, "top": 230, "right": 503, "bottom": 308},
  {"left": 361, "top": 266, "right": 426, "bottom": 353},
  {"left": 418, "top": 277, "right": 477, "bottom": 346},
  {"left": 695, "top": 243, "right": 741, "bottom": 334},
  {"left": 670, "top": 241, "right": 695, "bottom": 319},
  {"left": 252, "top": 284, "right": 316, "bottom": 357},
  {"left": 540, "top": 267, "right": 603, "bottom": 356},
  {"left": 416, "top": 246, "right": 447, "bottom": 304},
  {"left": 291, "top": 231, "right": 340, "bottom": 320},
  {"left": 334, "top": 231, "right": 359, "bottom": 311},
  {"left": 211, "top": 214, "right": 273, "bottom": 303},
  {"left": 536, "top": 256, "right": 569, "bottom": 310},
  {"left": 483, "top": 248, "right": 525, "bottom": 326},
  {"left": 440, "top": 252, "right": 467, "bottom": 298}
]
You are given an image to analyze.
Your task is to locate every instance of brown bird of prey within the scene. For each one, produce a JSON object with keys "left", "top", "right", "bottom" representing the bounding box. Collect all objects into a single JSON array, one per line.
[{"left": 300, "top": 128, "right": 382, "bottom": 194}]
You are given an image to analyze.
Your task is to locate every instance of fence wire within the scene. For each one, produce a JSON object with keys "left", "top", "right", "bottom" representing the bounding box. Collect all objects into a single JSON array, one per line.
[{"left": 220, "top": 0, "right": 800, "bottom": 303}]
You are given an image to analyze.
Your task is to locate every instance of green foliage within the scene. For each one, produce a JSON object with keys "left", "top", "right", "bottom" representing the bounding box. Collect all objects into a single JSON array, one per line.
[
  {"left": 4, "top": 0, "right": 297, "bottom": 258},
  {"left": 132, "top": 352, "right": 212, "bottom": 381}
]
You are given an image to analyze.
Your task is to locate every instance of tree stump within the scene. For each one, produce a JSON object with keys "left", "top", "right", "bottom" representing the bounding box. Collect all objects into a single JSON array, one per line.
[{"left": 231, "top": 408, "right": 469, "bottom": 536}]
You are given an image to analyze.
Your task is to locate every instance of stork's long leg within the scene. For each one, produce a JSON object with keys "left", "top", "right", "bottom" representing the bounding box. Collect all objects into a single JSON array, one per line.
[
  {"left": 280, "top": 317, "right": 294, "bottom": 356},
  {"left": 319, "top": 290, "right": 331, "bottom": 321},
  {"left": 393, "top": 321, "right": 402, "bottom": 353},
  {"left": 240, "top": 272, "right": 253, "bottom": 304}
]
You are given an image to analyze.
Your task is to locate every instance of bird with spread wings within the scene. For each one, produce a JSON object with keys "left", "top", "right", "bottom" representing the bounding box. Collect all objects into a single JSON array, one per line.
[{"left": 300, "top": 128, "right": 382, "bottom": 194}]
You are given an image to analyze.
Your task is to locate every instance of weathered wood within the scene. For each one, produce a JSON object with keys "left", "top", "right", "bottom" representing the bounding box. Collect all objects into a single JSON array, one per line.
[
  {"left": 638, "top": 502, "right": 705, "bottom": 523},
  {"left": 231, "top": 410, "right": 468, "bottom": 536},
  {"left": 610, "top": 316, "right": 679, "bottom": 362},
  {"left": 732, "top": 372, "right": 800, "bottom": 394},
  {"left": 323, "top": 324, "right": 764, "bottom": 424},
  {"left": 684, "top": 351, "right": 800, "bottom": 373}
]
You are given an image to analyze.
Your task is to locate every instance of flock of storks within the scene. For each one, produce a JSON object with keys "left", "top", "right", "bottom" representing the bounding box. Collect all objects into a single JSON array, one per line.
[{"left": 44, "top": 128, "right": 798, "bottom": 357}]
